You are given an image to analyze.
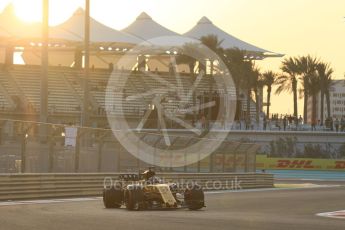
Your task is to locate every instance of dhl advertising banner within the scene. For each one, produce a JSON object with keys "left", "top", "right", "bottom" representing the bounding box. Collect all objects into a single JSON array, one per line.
[
  {"left": 256, "top": 155, "right": 345, "bottom": 171},
  {"left": 213, "top": 153, "right": 247, "bottom": 172}
]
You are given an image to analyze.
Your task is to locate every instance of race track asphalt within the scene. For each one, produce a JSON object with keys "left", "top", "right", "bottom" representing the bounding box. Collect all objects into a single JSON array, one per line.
[{"left": 0, "top": 184, "right": 344, "bottom": 230}]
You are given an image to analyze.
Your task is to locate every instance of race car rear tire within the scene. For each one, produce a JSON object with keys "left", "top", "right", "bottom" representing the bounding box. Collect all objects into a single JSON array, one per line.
[
  {"left": 125, "top": 188, "right": 144, "bottom": 211},
  {"left": 184, "top": 185, "right": 205, "bottom": 210},
  {"left": 103, "top": 187, "right": 123, "bottom": 208}
]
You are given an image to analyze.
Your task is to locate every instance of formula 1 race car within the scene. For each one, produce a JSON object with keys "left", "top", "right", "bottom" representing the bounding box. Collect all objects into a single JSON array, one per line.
[{"left": 102, "top": 168, "right": 205, "bottom": 211}]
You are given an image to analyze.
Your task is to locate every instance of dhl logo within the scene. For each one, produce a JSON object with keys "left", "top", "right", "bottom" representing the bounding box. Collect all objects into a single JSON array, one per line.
[
  {"left": 276, "top": 160, "right": 315, "bottom": 169},
  {"left": 214, "top": 155, "right": 244, "bottom": 165},
  {"left": 257, "top": 157, "right": 345, "bottom": 170},
  {"left": 335, "top": 161, "right": 345, "bottom": 169}
]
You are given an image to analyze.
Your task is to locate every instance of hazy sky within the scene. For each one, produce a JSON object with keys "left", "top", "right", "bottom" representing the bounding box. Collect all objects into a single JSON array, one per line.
[{"left": 1, "top": 0, "right": 345, "bottom": 115}]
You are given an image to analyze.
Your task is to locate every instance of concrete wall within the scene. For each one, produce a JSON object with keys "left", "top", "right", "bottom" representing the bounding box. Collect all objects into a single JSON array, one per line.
[{"left": 226, "top": 130, "right": 345, "bottom": 154}]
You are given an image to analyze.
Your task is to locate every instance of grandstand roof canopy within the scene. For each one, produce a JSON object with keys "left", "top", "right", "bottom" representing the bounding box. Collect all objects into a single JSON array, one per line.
[
  {"left": 123, "top": 12, "right": 179, "bottom": 40},
  {"left": 0, "top": 4, "right": 281, "bottom": 57},
  {"left": 122, "top": 12, "right": 196, "bottom": 47},
  {"left": 184, "top": 17, "right": 283, "bottom": 57},
  {"left": 51, "top": 8, "right": 144, "bottom": 45}
]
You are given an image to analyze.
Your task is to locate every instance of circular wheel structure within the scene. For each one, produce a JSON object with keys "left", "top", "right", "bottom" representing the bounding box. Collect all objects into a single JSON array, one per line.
[
  {"left": 103, "top": 188, "right": 123, "bottom": 208},
  {"left": 125, "top": 188, "right": 144, "bottom": 211},
  {"left": 106, "top": 36, "right": 236, "bottom": 168},
  {"left": 184, "top": 185, "right": 205, "bottom": 210}
]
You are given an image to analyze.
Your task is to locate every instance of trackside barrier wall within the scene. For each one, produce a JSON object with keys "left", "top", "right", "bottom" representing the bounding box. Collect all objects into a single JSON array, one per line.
[
  {"left": 0, "top": 130, "right": 259, "bottom": 174},
  {"left": 0, "top": 173, "right": 273, "bottom": 201},
  {"left": 256, "top": 155, "right": 345, "bottom": 171}
]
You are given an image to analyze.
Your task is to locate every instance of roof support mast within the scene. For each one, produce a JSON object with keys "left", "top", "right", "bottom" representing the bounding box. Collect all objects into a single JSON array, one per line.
[
  {"left": 81, "top": 0, "right": 90, "bottom": 127},
  {"left": 40, "top": 0, "right": 49, "bottom": 142}
]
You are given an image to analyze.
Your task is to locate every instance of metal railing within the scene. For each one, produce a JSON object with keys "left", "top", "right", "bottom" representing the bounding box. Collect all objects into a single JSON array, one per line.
[
  {"left": 0, "top": 120, "right": 258, "bottom": 174},
  {"left": 0, "top": 172, "right": 273, "bottom": 201}
]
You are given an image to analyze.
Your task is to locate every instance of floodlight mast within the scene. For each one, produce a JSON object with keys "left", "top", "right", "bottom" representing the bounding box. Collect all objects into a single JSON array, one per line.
[
  {"left": 40, "top": 0, "right": 49, "bottom": 142},
  {"left": 81, "top": 0, "right": 90, "bottom": 128}
]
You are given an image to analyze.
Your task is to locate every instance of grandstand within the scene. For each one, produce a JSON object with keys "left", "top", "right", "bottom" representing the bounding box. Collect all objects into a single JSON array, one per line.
[
  {"left": 0, "top": 6, "right": 279, "bottom": 124},
  {"left": 0, "top": 4, "right": 281, "bottom": 173},
  {"left": 0, "top": 64, "right": 224, "bottom": 117},
  {"left": 0, "top": 61, "right": 260, "bottom": 173}
]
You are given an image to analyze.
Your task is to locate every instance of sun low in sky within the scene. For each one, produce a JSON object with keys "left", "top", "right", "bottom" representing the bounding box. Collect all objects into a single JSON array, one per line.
[
  {"left": 1, "top": 0, "right": 345, "bottom": 115},
  {"left": 10, "top": 0, "right": 83, "bottom": 25},
  {"left": 7, "top": 0, "right": 159, "bottom": 27}
]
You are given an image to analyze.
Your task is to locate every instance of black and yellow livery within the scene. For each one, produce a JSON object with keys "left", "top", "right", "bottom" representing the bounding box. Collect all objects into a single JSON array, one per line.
[{"left": 103, "top": 168, "right": 205, "bottom": 211}]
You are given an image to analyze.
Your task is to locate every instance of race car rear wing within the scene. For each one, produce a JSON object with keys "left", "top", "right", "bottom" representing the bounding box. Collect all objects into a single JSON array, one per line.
[{"left": 119, "top": 174, "right": 143, "bottom": 181}]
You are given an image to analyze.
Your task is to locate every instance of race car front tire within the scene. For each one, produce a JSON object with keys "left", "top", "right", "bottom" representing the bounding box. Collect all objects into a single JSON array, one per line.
[
  {"left": 103, "top": 187, "right": 123, "bottom": 208},
  {"left": 125, "top": 188, "right": 144, "bottom": 211},
  {"left": 184, "top": 185, "right": 205, "bottom": 210}
]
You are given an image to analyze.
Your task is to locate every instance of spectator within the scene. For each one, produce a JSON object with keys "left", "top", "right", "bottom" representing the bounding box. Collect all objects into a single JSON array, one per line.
[
  {"left": 201, "top": 115, "right": 206, "bottom": 129},
  {"left": 245, "top": 117, "right": 251, "bottom": 130},
  {"left": 298, "top": 115, "right": 303, "bottom": 125},
  {"left": 108, "top": 62, "right": 114, "bottom": 72},
  {"left": 295, "top": 116, "right": 299, "bottom": 127},
  {"left": 288, "top": 115, "right": 293, "bottom": 125},
  {"left": 275, "top": 119, "right": 280, "bottom": 131},
  {"left": 341, "top": 116, "right": 345, "bottom": 132},
  {"left": 311, "top": 118, "right": 317, "bottom": 131},
  {"left": 169, "top": 63, "right": 175, "bottom": 75},
  {"left": 334, "top": 118, "right": 340, "bottom": 132}
]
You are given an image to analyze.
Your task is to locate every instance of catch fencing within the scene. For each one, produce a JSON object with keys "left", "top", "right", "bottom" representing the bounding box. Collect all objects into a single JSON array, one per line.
[{"left": 0, "top": 172, "right": 273, "bottom": 201}]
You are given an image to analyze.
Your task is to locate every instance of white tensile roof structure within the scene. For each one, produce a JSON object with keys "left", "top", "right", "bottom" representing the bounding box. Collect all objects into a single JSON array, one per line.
[
  {"left": 51, "top": 8, "right": 144, "bottom": 45},
  {"left": 184, "top": 16, "right": 282, "bottom": 57},
  {"left": 123, "top": 12, "right": 196, "bottom": 46},
  {"left": 123, "top": 12, "right": 179, "bottom": 40},
  {"left": 0, "top": 3, "right": 282, "bottom": 63},
  {"left": 0, "top": 5, "right": 143, "bottom": 45}
]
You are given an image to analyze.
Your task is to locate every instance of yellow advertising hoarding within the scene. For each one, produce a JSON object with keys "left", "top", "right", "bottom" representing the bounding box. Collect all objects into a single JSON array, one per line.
[{"left": 256, "top": 155, "right": 345, "bottom": 171}]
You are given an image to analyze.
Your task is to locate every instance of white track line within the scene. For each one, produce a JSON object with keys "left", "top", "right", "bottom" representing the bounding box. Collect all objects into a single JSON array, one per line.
[
  {"left": 0, "top": 197, "right": 102, "bottom": 207},
  {"left": 317, "top": 210, "right": 345, "bottom": 219},
  {"left": 206, "top": 184, "right": 341, "bottom": 194},
  {"left": 0, "top": 185, "right": 341, "bottom": 207}
]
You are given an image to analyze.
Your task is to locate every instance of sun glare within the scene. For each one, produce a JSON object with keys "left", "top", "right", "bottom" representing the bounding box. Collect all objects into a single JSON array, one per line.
[
  {"left": 9, "top": 0, "right": 158, "bottom": 29},
  {"left": 11, "top": 0, "right": 82, "bottom": 25},
  {"left": 13, "top": 0, "right": 42, "bottom": 23}
]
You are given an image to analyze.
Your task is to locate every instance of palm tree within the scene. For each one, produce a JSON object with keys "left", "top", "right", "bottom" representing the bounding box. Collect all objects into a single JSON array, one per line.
[
  {"left": 261, "top": 71, "right": 278, "bottom": 118},
  {"left": 200, "top": 35, "right": 224, "bottom": 76},
  {"left": 241, "top": 61, "right": 259, "bottom": 126},
  {"left": 200, "top": 34, "right": 224, "bottom": 54},
  {"left": 325, "top": 79, "right": 334, "bottom": 120},
  {"left": 176, "top": 42, "right": 201, "bottom": 77},
  {"left": 296, "top": 55, "right": 319, "bottom": 124},
  {"left": 176, "top": 42, "right": 205, "bottom": 122},
  {"left": 223, "top": 48, "right": 246, "bottom": 120},
  {"left": 176, "top": 53, "right": 195, "bottom": 77},
  {"left": 245, "top": 62, "right": 253, "bottom": 127},
  {"left": 252, "top": 67, "right": 262, "bottom": 125},
  {"left": 223, "top": 48, "right": 246, "bottom": 88},
  {"left": 200, "top": 35, "right": 224, "bottom": 122},
  {"left": 307, "top": 73, "right": 321, "bottom": 126},
  {"left": 276, "top": 57, "right": 299, "bottom": 120},
  {"left": 317, "top": 62, "right": 334, "bottom": 123}
]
